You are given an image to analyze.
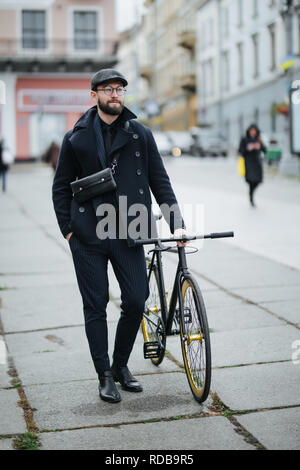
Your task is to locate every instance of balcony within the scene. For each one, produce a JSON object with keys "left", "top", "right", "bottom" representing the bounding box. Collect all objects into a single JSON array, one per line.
[
  {"left": 178, "top": 30, "right": 196, "bottom": 51},
  {"left": 0, "top": 38, "right": 119, "bottom": 73},
  {"left": 176, "top": 73, "right": 196, "bottom": 93},
  {"left": 140, "top": 62, "right": 153, "bottom": 81}
]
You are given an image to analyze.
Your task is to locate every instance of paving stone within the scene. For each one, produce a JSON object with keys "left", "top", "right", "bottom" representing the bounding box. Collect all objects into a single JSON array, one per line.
[
  {"left": 0, "top": 227, "right": 70, "bottom": 275},
  {"left": 232, "top": 285, "right": 300, "bottom": 304},
  {"left": 0, "top": 284, "right": 83, "bottom": 333},
  {"left": 0, "top": 284, "right": 120, "bottom": 333},
  {"left": 212, "top": 362, "right": 300, "bottom": 411},
  {"left": 0, "top": 439, "right": 14, "bottom": 450},
  {"left": 0, "top": 271, "right": 77, "bottom": 289},
  {"left": 40, "top": 416, "right": 253, "bottom": 450},
  {"left": 207, "top": 303, "right": 284, "bottom": 332},
  {"left": 25, "top": 372, "right": 209, "bottom": 431},
  {"left": 6, "top": 325, "right": 180, "bottom": 386},
  {"left": 166, "top": 325, "right": 298, "bottom": 369},
  {"left": 200, "top": 291, "right": 245, "bottom": 309},
  {"left": 238, "top": 407, "right": 300, "bottom": 450},
  {"left": 259, "top": 300, "right": 300, "bottom": 326},
  {"left": 0, "top": 364, "right": 11, "bottom": 389},
  {"left": 210, "top": 325, "right": 299, "bottom": 367},
  {"left": 0, "top": 389, "right": 26, "bottom": 435},
  {"left": 194, "top": 252, "right": 300, "bottom": 290}
]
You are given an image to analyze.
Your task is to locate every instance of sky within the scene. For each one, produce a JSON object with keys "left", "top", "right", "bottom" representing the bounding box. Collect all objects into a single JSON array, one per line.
[{"left": 115, "top": 0, "right": 145, "bottom": 32}]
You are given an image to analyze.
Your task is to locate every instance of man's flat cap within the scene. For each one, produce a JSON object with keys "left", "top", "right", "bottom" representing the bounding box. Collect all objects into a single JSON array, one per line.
[{"left": 91, "top": 69, "right": 128, "bottom": 90}]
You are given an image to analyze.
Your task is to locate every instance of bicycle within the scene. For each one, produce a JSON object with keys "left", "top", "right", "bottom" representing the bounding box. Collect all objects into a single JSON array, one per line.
[{"left": 134, "top": 230, "right": 234, "bottom": 404}]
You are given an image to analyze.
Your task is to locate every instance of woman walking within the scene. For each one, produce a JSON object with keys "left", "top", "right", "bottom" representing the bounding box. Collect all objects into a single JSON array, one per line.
[{"left": 239, "top": 124, "right": 267, "bottom": 207}]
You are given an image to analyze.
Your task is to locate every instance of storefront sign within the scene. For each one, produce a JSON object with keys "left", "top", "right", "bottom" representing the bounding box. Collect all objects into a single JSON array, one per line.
[{"left": 18, "top": 89, "right": 92, "bottom": 112}]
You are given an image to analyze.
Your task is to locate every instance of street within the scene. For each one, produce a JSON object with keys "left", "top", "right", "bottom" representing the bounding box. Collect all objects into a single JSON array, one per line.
[{"left": 0, "top": 156, "right": 299, "bottom": 450}]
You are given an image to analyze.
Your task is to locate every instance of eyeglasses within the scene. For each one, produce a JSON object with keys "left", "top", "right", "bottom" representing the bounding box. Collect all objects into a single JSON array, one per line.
[{"left": 96, "top": 86, "right": 126, "bottom": 96}]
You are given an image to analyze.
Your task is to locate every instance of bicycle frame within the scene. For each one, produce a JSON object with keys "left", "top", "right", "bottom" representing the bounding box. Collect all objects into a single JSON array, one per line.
[{"left": 146, "top": 244, "right": 191, "bottom": 337}]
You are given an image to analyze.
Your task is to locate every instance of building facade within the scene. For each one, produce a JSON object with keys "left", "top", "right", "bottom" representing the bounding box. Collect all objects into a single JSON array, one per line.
[
  {"left": 116, "top": 20, "right": 149, "bottom": 123},
  {"left": 196, "top": 0, "right": 300, "bottom": 150},
  {"left": 0, "top": 0, "right": 118, "bottom": 160},
  {"left": 140, "top": 0, "right": 200, "bottom": 130}
]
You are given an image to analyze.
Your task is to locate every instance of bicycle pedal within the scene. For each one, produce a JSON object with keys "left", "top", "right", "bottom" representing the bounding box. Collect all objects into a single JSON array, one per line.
[
  {"left": 184, "top": 307, "right": 192, "bottom": 323},
  {"left": 143, "top": 341, "right": 162, "bottom": 359}
]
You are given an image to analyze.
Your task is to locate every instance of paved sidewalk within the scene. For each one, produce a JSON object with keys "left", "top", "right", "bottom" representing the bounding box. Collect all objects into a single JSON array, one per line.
[{"left": 0, "top": 163, "right": 299, "bottom": 450}]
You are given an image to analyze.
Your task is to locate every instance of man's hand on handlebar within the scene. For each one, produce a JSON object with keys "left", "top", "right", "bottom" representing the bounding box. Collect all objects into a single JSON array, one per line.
[{"left": 173, "top": 228, "right": 190, "bottom": 247}]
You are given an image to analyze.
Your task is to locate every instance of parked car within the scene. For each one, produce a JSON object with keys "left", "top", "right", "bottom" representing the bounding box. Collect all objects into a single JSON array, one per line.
[
  {"left": 152, "top": 131, "right": 174, "bottom": 156},
  {"left": 165, "top": 131, "right": 194, "bottom": 156},
  {"left": 190, "top": 128, "right": 228, "bottom": 157}
]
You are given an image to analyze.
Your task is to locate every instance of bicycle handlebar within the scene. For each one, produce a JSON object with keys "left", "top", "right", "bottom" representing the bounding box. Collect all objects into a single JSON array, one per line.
[{"left": 133, "top": 231, "right": 234, "bottom": 246}]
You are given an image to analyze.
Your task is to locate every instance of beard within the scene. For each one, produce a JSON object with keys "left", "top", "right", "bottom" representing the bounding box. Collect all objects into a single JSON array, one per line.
[{"left": 97, "top": 98, "right": 124, "bottom": 116}]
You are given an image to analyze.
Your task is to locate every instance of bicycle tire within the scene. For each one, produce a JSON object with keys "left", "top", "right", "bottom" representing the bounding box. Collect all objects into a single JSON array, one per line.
[
  {"left": 179, "top": 275, "right": 211, "bottom": 403},
  {"left": 142, "top": 264, "right": 166, "bottom": 366}
]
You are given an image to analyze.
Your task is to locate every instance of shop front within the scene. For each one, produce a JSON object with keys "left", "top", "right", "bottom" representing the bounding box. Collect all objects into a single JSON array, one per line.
[{"left": 15, "top": 76, "right": 93, "bottom": 160}]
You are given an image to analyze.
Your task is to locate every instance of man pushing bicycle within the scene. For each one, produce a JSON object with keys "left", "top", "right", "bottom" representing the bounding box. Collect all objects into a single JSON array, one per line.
[{"left": 52, "top": 69, "right": 188, "bottom": 404}]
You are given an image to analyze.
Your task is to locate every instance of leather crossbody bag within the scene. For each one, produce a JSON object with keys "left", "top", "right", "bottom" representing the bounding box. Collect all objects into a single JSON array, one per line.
[{"left": 70, "top": 153, "right": 120, "bottom": 203}]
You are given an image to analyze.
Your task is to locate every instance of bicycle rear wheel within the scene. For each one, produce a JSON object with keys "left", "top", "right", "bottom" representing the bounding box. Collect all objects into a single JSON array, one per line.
[
  {"left": 142, "top": 263, "right": 166, "bottom": 366},
  {"left": 179, "top": 275, "right": 211, "bottom": 403}
]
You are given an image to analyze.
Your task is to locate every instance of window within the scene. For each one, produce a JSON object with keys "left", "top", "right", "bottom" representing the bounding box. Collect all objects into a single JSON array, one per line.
[
  {"left": 74, "top": 11, "right": 98, "bottom": 50},
  {"left": 237, "top": 42, "right": 244, "bottom": 85},
  {"left": 238, "top": 0, "right": 243, "bottom": 28},
  {"left": 22, "top": 10, "right": 46, "bottom": 49},
  {"left": 252, "top": 33, "right": 259, "bottom": 78},
  {"left": 208, "top": 59, "right": 214, "bottom": 96},
  {"left": 222, "top": 7, "right": 229, "bottom": 38},
  {"left": 222, "top": 51, "right": 230, "bottom": 91},
  {"left": 209, "top": 18, "right": 214, "bottom": 45},
  {"left": 239, "top": 114, "right": 244, "bottom": 139},
  {"left": 254, "top": 107, "right": 259, "bottom": 125},
  {"left": 252, "top": 0, "right": 258, "bottom": 18},
  {"left": 268, "top": 23, "right": 276, "bottom": 71}
]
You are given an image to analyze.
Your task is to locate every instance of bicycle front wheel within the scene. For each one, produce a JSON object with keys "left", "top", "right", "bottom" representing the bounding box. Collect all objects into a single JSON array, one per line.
[
  {"left": 142, "top": 264, "right": 166, "bottom": 366},
  {"left": 179, "top": 276, "right": 211, "bottom": 403}
]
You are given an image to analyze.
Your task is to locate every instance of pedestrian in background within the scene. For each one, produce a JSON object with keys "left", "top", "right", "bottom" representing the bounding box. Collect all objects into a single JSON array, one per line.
[
  {"left": 0, "top": 137, "right": 12, "bottom": 192},
  {"left": 41, "top": 140, "right": 60, "bottom": 172},
  {"left": 239, "top": 124, "right": 267, "bottom": 207}
]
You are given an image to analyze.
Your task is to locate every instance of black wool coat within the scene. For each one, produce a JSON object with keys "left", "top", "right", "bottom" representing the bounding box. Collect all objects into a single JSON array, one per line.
[{"left": 52, "top": 105, "right": 184, "bottom": 246}]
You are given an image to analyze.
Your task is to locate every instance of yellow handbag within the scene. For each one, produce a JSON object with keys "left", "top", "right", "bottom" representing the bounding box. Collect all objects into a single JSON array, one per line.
[{"left": 238, "top": 156, "right": 245, "bottom": 176}]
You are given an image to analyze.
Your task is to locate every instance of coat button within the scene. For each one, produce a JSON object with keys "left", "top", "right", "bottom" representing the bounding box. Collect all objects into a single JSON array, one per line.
[
  {"left": 136, "top": 169, "right": 142, "bottom": 176},
  {"left": 133, "top": 134, "right": 139, "bottom": 140},
  {"left": 79, "top": 207, "right": 85, "bottom": 213},
  {"left": 138, "top": 188, "right": 144, "bottom": 195},
  {"left": 135, "top": 151, "right": 141, "bottom": 157}
]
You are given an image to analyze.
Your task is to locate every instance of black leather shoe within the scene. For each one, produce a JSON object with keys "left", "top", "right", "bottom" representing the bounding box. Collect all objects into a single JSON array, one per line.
[
  {"left": 99, "top": 371, "right": 121, "bottom": 403},
  {"left": 111, "top": 366, "right": 143, "bottom": 392}
]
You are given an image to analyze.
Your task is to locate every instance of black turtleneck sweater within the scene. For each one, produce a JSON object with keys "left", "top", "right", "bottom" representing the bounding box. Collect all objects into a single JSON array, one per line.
[{"left": 98, "top": 113, "right": 123, "bottom": 160}]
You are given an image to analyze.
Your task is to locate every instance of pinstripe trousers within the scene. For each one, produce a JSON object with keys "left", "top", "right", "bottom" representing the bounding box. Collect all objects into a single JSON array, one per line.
[{"left": 69, "top": 234, "right": 149, "bottom": 375}]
